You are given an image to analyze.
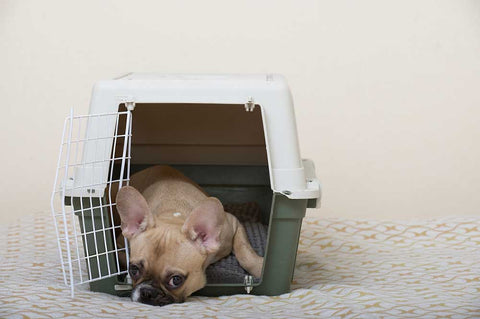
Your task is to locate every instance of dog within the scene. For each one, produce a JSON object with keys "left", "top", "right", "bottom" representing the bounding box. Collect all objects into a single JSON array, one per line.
[{"left": 113, "top": 165, "right": 263, "bottom": 306}]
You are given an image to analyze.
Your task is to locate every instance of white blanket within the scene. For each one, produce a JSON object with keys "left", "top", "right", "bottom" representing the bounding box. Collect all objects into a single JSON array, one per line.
[{"left": 1, "top": 213, "right": 479, "bottom": 318}]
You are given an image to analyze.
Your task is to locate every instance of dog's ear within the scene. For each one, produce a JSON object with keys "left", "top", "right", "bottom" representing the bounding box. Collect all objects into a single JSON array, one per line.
[
  {"left": 116, "top": 186, "right": 153, "bottom": 239},
  {"left": 182, "top": 197, "right": 226, "bottom": 254}
]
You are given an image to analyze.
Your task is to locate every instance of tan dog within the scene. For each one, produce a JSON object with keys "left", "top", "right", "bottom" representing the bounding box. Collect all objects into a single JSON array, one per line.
[{"left": 114, "top": 165, "right": 263, "bottom": 306}]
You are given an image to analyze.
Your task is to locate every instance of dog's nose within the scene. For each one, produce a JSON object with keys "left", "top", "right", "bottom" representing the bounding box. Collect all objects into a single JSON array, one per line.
[
  {"left": 138, "top": 285, "right": 166, "bottom": 304},
  {"left": 132, "top": 282, "right": 175, "bottom": 306},
  {"left": 140, "top": 286, "right": 159, "bottom": 300}
]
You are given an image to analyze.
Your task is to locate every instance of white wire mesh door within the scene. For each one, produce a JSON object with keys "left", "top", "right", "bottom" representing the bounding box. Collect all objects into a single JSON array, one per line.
[{"left": 51, "top": 108, "right": 133, "bottom": 297}]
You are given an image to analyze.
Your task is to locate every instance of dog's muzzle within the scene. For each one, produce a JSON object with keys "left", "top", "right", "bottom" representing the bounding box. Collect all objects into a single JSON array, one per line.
[{"left": 131, "top": 281, "right": 175, "bottom": 306}]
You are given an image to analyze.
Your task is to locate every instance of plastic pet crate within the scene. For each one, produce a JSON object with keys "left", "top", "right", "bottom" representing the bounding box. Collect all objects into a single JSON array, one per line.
[{"left": 51, "top": 74, "right": 321, "bottom": 297}]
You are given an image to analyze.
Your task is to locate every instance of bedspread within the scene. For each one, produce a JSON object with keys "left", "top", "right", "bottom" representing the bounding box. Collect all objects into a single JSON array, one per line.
[{"left": 1, "top": 212, "right": 479, "bottom": 318}]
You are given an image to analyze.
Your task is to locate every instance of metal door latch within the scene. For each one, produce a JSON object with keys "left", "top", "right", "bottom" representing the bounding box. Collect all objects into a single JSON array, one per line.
[
  {"left": 244, "top": 275, "right": 254, "bottom": 294},
  {"left": 244, "top": 97, "right": 255, "bottom": 112}
]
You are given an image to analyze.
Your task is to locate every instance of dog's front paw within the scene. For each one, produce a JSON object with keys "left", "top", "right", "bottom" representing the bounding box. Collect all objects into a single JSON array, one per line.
[{"left": 249, "top": 256, "right": 264, "bottom": 278}]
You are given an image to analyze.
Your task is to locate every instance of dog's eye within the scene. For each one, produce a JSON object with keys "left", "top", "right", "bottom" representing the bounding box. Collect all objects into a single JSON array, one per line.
[
  {"left": 167, "top": 275, "right": 184, "bottom": 289},
  {"left": 129, "top": 264, "right": 141, "bottom": 280}
]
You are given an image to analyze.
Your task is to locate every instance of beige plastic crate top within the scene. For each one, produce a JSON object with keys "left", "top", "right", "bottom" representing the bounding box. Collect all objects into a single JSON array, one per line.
[{"left": 68, "top": 73, "right": 321, "bottom": 203}]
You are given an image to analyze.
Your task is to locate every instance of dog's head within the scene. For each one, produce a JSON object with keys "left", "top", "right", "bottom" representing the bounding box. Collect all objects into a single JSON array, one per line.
[{"left": 116, "top": 186, "right": 226, "bottom": 306}]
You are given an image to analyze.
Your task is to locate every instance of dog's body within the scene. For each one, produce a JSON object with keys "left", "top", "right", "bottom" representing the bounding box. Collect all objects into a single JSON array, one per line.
[{"left": 114, "top": 165, "right": 263, "bottom": 306}]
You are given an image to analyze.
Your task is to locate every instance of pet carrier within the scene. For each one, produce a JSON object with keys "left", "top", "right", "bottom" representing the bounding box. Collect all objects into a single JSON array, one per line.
[{"left": 51, "top": 74, "right": 321, "bottom": 298}]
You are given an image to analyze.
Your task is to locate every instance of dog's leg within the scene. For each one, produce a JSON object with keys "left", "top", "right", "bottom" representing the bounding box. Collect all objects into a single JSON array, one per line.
[{"left": 231, "top": 219, "right": 264, "bottom": 278}]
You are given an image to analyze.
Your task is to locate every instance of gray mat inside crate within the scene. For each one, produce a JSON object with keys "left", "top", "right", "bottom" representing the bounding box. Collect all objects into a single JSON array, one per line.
[{"left": 205, "top": 202, "right": 268, "bottom": 284}]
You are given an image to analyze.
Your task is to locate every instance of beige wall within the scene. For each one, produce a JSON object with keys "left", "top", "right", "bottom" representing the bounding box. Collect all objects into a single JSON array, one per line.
[{"left": 1, "top": 0, "right": 479, "bottom": 223}]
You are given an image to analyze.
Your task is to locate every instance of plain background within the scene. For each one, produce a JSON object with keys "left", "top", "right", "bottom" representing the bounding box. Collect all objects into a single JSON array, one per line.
[{"left": 1, "top": 0, "right": 479, "bottom": 223}]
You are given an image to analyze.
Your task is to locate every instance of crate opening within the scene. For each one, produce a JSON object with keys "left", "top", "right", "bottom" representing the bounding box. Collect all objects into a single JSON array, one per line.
[{"left": 110, "top": 103, "right": 272, "bottom": 286}]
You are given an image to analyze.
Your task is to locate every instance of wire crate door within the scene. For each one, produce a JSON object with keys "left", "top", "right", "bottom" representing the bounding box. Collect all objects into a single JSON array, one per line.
[{"left": 51, "top": 109, "right": 133, "bottom": 296}]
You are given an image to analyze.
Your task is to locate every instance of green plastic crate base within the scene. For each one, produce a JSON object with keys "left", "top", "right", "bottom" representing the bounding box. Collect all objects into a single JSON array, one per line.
[{"left": 67, "top": 165, "right": 311, "bottom": 297}]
